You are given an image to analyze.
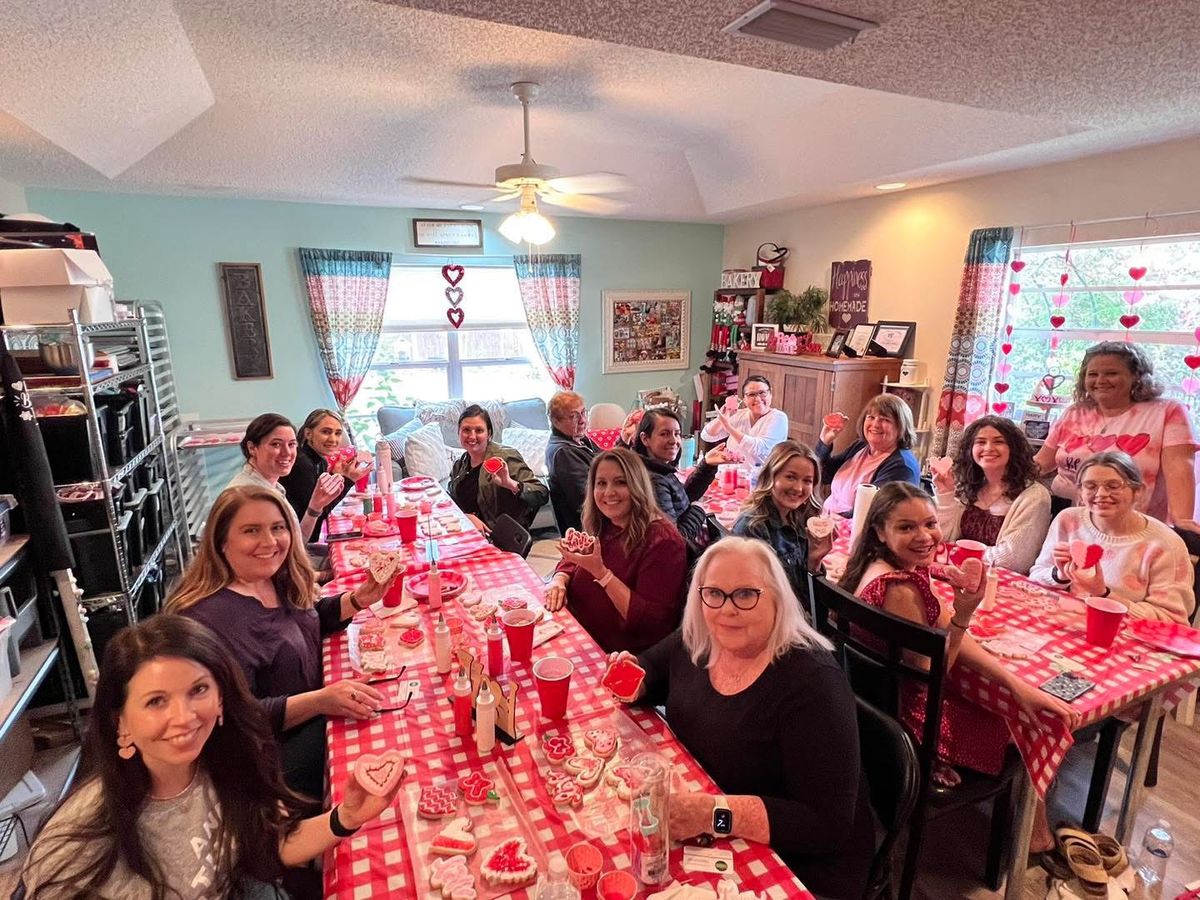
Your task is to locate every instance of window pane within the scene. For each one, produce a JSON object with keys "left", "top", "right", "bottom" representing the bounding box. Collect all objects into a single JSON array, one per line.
[
  {"left": 374, "top": 331, "right": 448, "bottom": 364},
  {"left": 458, "top": 328, "right": 533, "bottom": 361},
  {"left": 344, "top": 365, "right": 450, "bottom": 446},
  {"left": 384, "top": 266, "right": 528, "bottom": 326},
  {"left": 462, "top": 362, "right": 554, "bottom": 401}
]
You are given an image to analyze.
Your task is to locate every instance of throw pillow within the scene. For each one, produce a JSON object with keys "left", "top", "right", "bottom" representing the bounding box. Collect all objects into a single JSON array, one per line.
[
  {"left": 402, "top": 423, "right": 453, "bottom": 483},
  {"left": 382, "top": 418, "right": 424, "bottom": 466},
  {"left": 501, "top": 425, "right": 550, "bottom": 478}
]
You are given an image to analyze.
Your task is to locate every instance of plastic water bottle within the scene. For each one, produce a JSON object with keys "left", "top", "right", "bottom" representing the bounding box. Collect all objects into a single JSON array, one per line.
[
  {"left": 1134, "top": 819, "right": 1173, "bottom": 887},
  {"left": 535, "top": 856, "right": 580, "bottom": 900}
]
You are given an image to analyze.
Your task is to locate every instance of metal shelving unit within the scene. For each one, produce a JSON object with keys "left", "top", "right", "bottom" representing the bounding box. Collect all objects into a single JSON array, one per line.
[{"left": 170, "top": 418, "right": 251, "bottom": 561}]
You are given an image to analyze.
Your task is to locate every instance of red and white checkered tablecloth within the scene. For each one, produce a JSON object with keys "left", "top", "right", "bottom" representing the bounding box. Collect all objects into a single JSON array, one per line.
[
  {"left": 586, "top": 427, "right": 623, "bottom": 450},
  {"left": 823, "top": 533, "right": 1200, "bottom": 800},
  {"left": 322, "top": 537, "right": 813, "bottom": 897}
]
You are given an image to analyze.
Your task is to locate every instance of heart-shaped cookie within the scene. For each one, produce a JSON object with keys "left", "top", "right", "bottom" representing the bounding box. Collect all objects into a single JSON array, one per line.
[
  {"left": 481, "top": 838, "right": 539, "bottom": 886},
  {"left": 929, "top": 456, "right": 954, "bottom": 479},
  {"left": 564, "top": 754, "right": 605, "bottom": 789},
  {"left": 458, "top": 771, "right": 495, "bottom": 805},
  {"left": 418, "top": 783, "right": 460, "bottom": 819},
  {"left": 542, "top": 733, "right": 576, "bottom": 764},
  {"left": 430, "top": 854, "right": 477, "bottom": 898},
  {"left": 368, "top": 550, "right": 403, "bottom": 584},
  {"left": 353, "top": 750, "right": 405, "bottom": 796},
  {"left": 583, "top": 726, "right": 619, "bottom": 759},
  {"left": 1070, "top": 540, "right": 1103, "bottom": 569},
  {"left": 806, "top": 516, "right": 835, "bottom": 540},
  {"left": 605, "top": 763, "right": 646, "bottom": 800},
  {"left": 431, "top": 816, "right": 477, "bottom": 857},
  {"left": 945, "top": 557, "right": 984, "bottom": 594}
]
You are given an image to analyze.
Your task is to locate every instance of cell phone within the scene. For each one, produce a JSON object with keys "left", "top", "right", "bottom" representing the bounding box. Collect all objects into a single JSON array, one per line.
[{"left": 1040, "top": 673, "right": 1096, "bottom": 703}]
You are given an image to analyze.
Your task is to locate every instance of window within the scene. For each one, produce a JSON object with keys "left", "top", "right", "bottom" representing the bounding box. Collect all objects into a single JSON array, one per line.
[
  {"left": 996, "top": 235, "right": 1200, "bottom": 432},
  {"left": 345, "top": 266, "right": 554, "bottom": 439}
]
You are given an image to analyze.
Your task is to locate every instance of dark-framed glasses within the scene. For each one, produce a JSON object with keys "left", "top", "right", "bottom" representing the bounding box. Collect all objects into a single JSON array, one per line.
[{"left": 700, "top": 586, "right": 762, "bottom": 610}]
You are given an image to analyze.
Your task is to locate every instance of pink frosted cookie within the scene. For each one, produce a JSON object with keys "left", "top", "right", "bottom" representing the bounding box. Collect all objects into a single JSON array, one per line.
[
  {"left": 549, "top": 777, "right": 584, "bottom": 807},
  {"left": 500, "top": 597, "right": 528, "bottom": 611},
  {"left": 564, "top": 754, "right": 604, "bottom": 789},
  {"left": 430, "top": 817, "right": 477, "bottom": 857},
  {"left": 470, "top": 602, "right": 499, "bottom": 621},
  {"left": 582, "top": 727, "right": 619, "bottom": 759},
  {"left": 542, "top": 733, "right": 576, "bottom": 765},
  {"left": 605, "top": 763, "right": 646, "bottom": 801},
  {"left": 562, "top": 527, "right": 596, "bottom": 554},
  {"left": 945, "top": 557, "right": 984, "bottom": 594},
  {"left": 806, "top": 516, "right": 835, "bottom": 540},
  {"left": 356, "top": 629, "right": 385, "bottom": 653},
  {"left": 481, "top": 838, "right": 538, "bottom": 887},
  {"left": 430, "top": 854, "right": 478, "bottom": 899},
  {"left": 353, "top": 750, "right": 404, "bottom": 796},
  {"left": 1069, "top": 540, "right": 1103, "bottom": 569},
  {"left": 458, "top": 771, "right": 496, "bottom": 806},
  {"left": 369, "top": 550, "right": 403, "bottom": 583},
  {"left": 418, "top": 783, "right": 460, "bottom": 819},
  {"left": 398, "top": 627, "right": 425, "bottom": 648}
]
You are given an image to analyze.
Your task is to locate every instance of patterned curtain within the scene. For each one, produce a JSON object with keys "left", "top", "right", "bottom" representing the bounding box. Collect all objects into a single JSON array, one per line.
[
  {"left": 512, "top": 253, "right": 581, "bottom": 390},
  {"left": 931, "top": 227, "right": 1013, "bottom": 458},
  {"left": 298, "top": 248, "right": 392, "bottom": 411}
]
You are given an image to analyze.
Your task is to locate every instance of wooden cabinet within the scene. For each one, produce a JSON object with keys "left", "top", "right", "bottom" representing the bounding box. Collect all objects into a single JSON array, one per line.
[{"left": 735, "top": 352, "right": 901, "bottom": 453}]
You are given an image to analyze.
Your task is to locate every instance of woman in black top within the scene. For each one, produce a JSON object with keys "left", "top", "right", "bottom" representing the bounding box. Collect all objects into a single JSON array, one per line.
[
  {"left": 605, "top": 537, "right": 874, "bottom": 900},
  {"left": 278, "top": 408, "right": 369, "bottom": 542},
  {"left": 732, "top": 440, "right": 834, "bottom": 603},
  {"left": 633, "top": 408, "right": 728, "bottom": 557}
]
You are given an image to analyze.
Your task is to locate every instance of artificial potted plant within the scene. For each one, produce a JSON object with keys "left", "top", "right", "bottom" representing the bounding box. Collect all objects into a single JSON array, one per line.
[{"left": 765, "top": 286, "right": 828, "bottom": 339}]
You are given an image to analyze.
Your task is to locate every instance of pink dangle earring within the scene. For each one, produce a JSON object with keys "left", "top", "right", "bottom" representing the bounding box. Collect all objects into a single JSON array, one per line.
[{"left": 117, "top": 731, "right": 137, "bottom": 760}]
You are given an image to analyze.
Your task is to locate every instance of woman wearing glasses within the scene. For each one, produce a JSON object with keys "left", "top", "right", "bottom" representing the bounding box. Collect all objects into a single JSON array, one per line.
[
  {"left": 1030, "top": 451, "right": 1195, "bottom": 623},
  {"left": 603, "top": 537, "right": 873, "bottom": 900},
  {"left": 700, "top": 375, "right": 789, "bottom": 465}
]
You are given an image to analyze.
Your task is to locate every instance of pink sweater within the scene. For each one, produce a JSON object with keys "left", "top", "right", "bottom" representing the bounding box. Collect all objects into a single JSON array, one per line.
[{"left": 1029, "top": 507, "right": 1195, "bottom": 624}]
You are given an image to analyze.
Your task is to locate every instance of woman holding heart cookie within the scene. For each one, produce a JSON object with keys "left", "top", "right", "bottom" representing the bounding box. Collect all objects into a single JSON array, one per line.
[
  {"left": 842, "top": 483, "right": 1079, "bottom": 812},
  {"left": 1033, "top": 342, "right": 1196, "bottom": 527},
  {"left": 448, "top": 404, "right": 548, "bottom": 534},
  {"left": 732, "top": 440, "right": 834, "bottom": 602},
  {"left": 279, "top": 408, "right": 371, "bottom": 542},
  {"left": 699, "top": 374, "right": 790, "bottom": 465},
  {"left": 1030, "top": 452, "right": 1195, "bottom": 623},
  {"left": 167, "top": 486, "right": 396, "bottom": 798},
  {"left": 932, "top": 415, "right": 1051, "bottom": 575},
  {"left": 19, "top": 615, "right": 402, "bottom": 900},
  {"left": 817, "top": 394, "right": 921, "bottom": 516}
]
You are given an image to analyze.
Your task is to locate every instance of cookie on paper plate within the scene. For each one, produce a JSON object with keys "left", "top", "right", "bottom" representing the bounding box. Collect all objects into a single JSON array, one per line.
[{"left": 481, "top": 837, "right": 539, "bottom": 887}]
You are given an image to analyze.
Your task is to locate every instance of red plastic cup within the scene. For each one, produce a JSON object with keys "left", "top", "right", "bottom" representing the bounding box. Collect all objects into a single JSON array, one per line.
[
  {"left": 396, "top": 508, "right": 418, "bottom": 543},
  {"left": 596, "top": 871, "right": 638, "bottom": 900},
  {"left": 952, "top": 539, "right": 988, "bottom": 565},
  {"left": 355, "top": 475, "right": 370, "bottom": 491},
  {"left": 418, "top": 499, "right": 433, "bottom": 515},
  {"left": 566, "top": 842, "right": 603, "bottom": 891},
  {"left": 382, "top": 569, "right": 406, "bottom": 608},
  {"left": 1085, "top": 596, "right": 1127, "bottom": 648},
  {"left": 533, "top": 656, "right": 574, "bottom": 719},
  {"left": 502, "top": 609, "right": 538, "bottom": 665}
]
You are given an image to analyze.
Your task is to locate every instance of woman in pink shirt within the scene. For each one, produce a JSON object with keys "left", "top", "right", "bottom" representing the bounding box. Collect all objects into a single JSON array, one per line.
[
  {"left": 818, "top": 394, "right": 921, "bottom": 516},
  {"left": 1034, "top": 342, "right": 1197, "bottom": 528}
]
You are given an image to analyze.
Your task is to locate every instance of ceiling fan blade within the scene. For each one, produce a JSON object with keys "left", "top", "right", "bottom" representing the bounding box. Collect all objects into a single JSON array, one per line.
[
  {"left": 538, "top": 190, "right": 627, "bottom": 215},
  {"left": 544, "top": 172, "right": 633, "bottom": 195},
  {"left": 406, "top": 177, "right": 502, "bottom": 190},
  {"left": 487, "top": 192, "right": 521, "bottom": 203}
]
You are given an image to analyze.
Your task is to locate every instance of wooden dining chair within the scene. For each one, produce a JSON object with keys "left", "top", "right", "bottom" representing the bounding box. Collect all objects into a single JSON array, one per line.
[{"left": 810, "top": 576, "right": 1021, "bottom": 899}]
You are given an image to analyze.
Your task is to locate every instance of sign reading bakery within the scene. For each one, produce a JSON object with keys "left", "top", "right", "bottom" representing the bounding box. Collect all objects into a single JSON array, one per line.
[{"left": 829, "top": 259, "right": 872, "bottom": 329}]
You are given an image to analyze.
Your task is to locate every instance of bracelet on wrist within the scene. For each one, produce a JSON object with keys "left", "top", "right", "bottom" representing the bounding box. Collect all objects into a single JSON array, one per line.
[
  {"left": 1101, "top": 586, "right": 1111, "bottom": 598},
  {"left": 348, "top": 591, "right": 366, "bottom": 612},
  {"left": 329, "top": 805, "right": 360, "bottom": 837},
  {"left": 1050, "top": 566, "right": 1070, "bottom": 585},
  {"left": 595, "top": 569, "right": 615, "bottom": 588},
  {"left": 949, "top": 618, "right": 970, "bottom": 631},
  {"left": 306, "top": 506, "right": 323, "bottom": 518}
]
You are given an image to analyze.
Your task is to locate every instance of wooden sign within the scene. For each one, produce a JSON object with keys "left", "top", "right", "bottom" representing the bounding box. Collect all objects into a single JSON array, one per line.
[
  {"left": 829, "top": 259, "right": 872, "bottom": 330},
  {"left": 455, "top": 647, "right": 523, "bottom": 742},
  {"left": 218, "top": 263, "right": 273, "bottom": 379}
]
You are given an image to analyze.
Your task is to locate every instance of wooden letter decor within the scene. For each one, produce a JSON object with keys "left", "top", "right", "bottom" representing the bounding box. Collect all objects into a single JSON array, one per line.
[{"left": 454, "top": 648, "right": 523, "bottom": 743}]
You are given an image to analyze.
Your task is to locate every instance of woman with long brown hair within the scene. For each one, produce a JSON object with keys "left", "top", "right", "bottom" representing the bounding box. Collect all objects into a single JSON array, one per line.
[
  {"left": 166, "top": 486, "right": 395, "bottom": 797},
  {"left": 543, "top": 448, "right": 687, "bottom": 652},
  {"left": 278, "top": 407, "right": 371, "bottom": 542},
  {"left": 20, "top": 615, "right": 403, "bottom": 900}
]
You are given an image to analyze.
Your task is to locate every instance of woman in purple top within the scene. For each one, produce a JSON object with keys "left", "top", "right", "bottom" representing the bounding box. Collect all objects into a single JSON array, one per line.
[{"left": 166, "top": 486, "right": 396, "bottom": 797}]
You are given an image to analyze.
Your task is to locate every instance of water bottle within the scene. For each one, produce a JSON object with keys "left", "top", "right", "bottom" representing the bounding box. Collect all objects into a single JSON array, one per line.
[
  {"left": 1134, "top": 819, "right": 1173, "bottom": 887},
  {"left": 535, "top": 856, "right": 580, "bottom": 900}
]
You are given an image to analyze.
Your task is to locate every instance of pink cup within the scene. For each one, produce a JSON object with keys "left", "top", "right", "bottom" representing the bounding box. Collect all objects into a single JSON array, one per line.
[
  {"left": 382, "top": 569, "right": 406, "bottom": 608},
  {"left": 418, "top": 499, "right": 433, "bottom": 515},
  {"left": 597, "top": 871, "right": 638, "bottom": 900},
  {"left": 533, "top": 656, "right": 574, "bottom": 719},
  {"left": 396, "top": 508, "right": 418, "bottom": 543},
  {"left": 502, "top": 609, "right": 538, "bottom": 664},
  {"left": 565, "top": 842, "right": 603, "bottom": 891},
  {"left": 1085, "top": 596, "right": 1127, "bottom": 648}
]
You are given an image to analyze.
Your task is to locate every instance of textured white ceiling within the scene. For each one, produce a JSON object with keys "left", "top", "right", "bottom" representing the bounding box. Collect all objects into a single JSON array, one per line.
[{"left": 0, "top": 0, "right": 1197, "bottom": 222}]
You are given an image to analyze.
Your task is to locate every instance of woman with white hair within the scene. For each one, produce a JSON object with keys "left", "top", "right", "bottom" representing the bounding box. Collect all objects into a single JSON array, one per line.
[{"left": 604, "top": 537, "right": 874, "bottom": 900}]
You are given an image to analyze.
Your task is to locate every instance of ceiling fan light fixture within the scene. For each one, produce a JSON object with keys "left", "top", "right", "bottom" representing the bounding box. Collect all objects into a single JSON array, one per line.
[{"left": 499, "top": 184, "right": 556, "bottom": 245}]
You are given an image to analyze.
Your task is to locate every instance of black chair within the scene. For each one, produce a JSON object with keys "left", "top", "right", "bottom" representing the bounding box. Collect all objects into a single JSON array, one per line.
[
  {"left": 856, "top": 697, "right": 921, "bottom": 900},
  {"left": 810, "top": 576, "right": 1021, "bottom": 899},
  {"left": 489, "top": 513, "right": 533, "bottom": 558}
]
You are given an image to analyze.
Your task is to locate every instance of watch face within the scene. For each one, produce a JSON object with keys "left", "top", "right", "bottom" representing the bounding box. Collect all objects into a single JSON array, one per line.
[{"left": 713, "top": 807, "right": 733, "bottom": 835}]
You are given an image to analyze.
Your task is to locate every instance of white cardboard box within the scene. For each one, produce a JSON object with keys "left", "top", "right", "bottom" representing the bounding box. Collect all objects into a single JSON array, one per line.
[{"left": 0, "top": 248, "right": 115, "bottom": 324}]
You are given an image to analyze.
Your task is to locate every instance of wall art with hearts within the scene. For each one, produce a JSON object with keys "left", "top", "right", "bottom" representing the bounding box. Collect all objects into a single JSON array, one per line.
[
  {"left": 442, "top": 264, "right": 466, "bottom": 329},
  {"left": 828, "top": 259, "right": 871, "bottom": 329}
]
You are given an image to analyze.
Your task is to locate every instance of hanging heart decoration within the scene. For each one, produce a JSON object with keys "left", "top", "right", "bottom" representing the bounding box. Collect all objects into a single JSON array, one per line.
[
  {"left": 1051, "top": 292, "right": 1070, "bottom": 308},
  {"left": 1008, "top": 283, "right": 1021, "bottom": 296},
  {"left": 997, "top": 361, "right": 1012, "bottom": 376},
  {"left": 1050, "top": 335, "right": 1062, "bottom": 351},
  {"left": 1060, "top": 273, "right": 1069, "bottom": 286},
  {"left": 446, "top": 307, "right": 465, "bottom": 329},
  {"left": 1005, "top": 324, "right": 1013, "bottom": 336},
  {"left": 1010, "top": 260, "right": 1026, "bottom": 273},
  {"left": 441, "top": 265, "right": 465, "bottom": 287},
  {"left": 1119, "top": 314, "right": 1140, "bottom": 329},
  {"left": 442, "top": 264, "right": 466, "bottom": 328},
  {"left": 1194, "top": 327, "right": 1200, "bottom": 342},
  {"left": 1050, "top": 315, "right": 1066, "bottom": 329},
  {"left": 1182, "top": 377, "right": 1200, "bottom": 395},
  {"left": 1128, "top": 266, "right": 1147, "bottom": 281},
  {"left": 1185, "top": 355, "right": 1200, "bottom": 370},
  {"left": 1001, "top": 342, "right": 1013, "bottom": 355},
  {"left": 444, "top": 286, "right": 464, "bottom": 307},
  {"left": 994, "top": 383, "right": 1010, "bottom": 394},
  {"left": 992, "top": 402, "right": 1008, "bottom": 414},
  {"left": 1122, "top": 290, "right": 1144, "bottom": 306},
  {"left": 1042, "top": 374, "right": 1066, "bottom": 392}
]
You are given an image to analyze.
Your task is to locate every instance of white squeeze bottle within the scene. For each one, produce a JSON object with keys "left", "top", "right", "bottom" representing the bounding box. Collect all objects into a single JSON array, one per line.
[
  {"left": 428, "top": 561, "right": 443, "bottom": 611},
  {"left": 475, "top": 680, "right": 496, "bottom": 753},
  {"left": 434, "top": 614, "right": 451, "bottom": 674},
  {"left": 535, "top": 856, "right": 580, "bottom": 900}
]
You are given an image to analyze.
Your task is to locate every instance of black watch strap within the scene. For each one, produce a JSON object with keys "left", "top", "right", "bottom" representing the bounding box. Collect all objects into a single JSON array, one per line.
[{"left": 329, "top": 805, "right": 359, "bottom": 837}]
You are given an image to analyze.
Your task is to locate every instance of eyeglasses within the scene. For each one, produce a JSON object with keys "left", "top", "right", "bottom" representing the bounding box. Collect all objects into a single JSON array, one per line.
[
  {"left": 744, "top": 390, "right": 770, "bottom": 399},
  {"left": 560, "top": 410, "right": 587, "bottom": 422},
  {"left": 1080, "top": 480, "right": 1130, "bottom": 496},
  {"left": 700, "top": 586, "right": 762, "bottom": 610}
]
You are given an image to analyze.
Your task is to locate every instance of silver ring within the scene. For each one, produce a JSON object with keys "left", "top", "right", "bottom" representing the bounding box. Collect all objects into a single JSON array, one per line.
[{"left": 350, "top": 691, "right": 358, "bottom": 702}]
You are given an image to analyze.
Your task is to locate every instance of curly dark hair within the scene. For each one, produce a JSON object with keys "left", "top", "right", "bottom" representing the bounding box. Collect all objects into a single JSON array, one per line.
[
  {"left": 952, "top": 415, "right": 1039, "bottom": 505},
  {"left": 1072, "top": 341, "right": 1163, "bottom": 405}
]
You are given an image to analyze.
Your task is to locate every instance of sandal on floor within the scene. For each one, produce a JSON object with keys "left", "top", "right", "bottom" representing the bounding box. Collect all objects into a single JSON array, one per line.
[
  {"left": 1035, "top": 850, "right": 1074, "bottom": 882},
  {"left": 1062, "top": 846, "right": 1108, "bottom": 897},
  {"left": 1090, "top": 834, "right": 1127, "bottom": 877}
]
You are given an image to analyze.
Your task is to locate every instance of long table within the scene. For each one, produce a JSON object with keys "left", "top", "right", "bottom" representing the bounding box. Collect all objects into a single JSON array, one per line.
[{"left": 320, "top": 495, "right": 814, "bottom": 899}]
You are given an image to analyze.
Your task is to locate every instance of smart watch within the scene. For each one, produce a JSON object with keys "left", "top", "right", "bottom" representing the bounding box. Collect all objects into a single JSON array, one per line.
[{"left": 711, "top": 795, "right": 733, "bottom": 837}]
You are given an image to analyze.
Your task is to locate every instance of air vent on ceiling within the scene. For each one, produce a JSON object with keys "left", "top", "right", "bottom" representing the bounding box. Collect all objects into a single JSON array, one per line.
[{"left": 722, "top": 1, "right": 878, "bottom": 51}]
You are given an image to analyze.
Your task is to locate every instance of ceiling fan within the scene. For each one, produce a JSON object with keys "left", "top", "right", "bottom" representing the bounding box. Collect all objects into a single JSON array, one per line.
[{"left": 409, "top": 82, "right": 632, "bottom": 243}]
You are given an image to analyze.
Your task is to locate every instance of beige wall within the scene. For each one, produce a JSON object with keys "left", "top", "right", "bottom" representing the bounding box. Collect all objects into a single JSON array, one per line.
[
  {"left": 0, "top": 176, "right": 26, "bottom": 213},
  {"left": 723, "top": 137, "right": 1200, "bottom": 395}
]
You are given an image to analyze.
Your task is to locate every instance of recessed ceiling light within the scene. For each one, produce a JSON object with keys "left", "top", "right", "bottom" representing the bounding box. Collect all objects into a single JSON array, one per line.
[
  {"left": 459, "top": 204, "right": 484, "bottom": 211},
  {"left": 875, "top": 182, "right": 907, "bottom": 191}
]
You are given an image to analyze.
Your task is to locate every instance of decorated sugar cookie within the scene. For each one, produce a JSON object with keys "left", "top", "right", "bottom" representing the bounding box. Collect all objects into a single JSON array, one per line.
[
  {"left": 398, "top": 627, "right": 425, "bottom": 648},
  {"left": 417, "top": 783, "right": 460, "bottom": 819},
  {"left": 542, "top": 733, "right": 576, "bottom": 765},
  {"left": 582, "top": 727, "right": 619, "bottom": 759},
  {"left": 605, "top": 763, "right": 646, "bottom": 801},
  {"left": 564, "top": 754, "right": 604, "bottom": 789},
  {"left": 369, "top": 550, "right": 403, "bottom": 583},
  {"left": 353, "top": 750, "right": 405, "bottom": 796},
  {"left": 430, "top": 817, "right": 477, "bottom": 857},
  {"left": 430, "top": 854, "right": 478, "bottom": 898},
  {"left": 481, "top": 837, "right": 538, "bottom": 887},
  {"left": 458, "top": 771, "right": 496, "bottom": 806}
]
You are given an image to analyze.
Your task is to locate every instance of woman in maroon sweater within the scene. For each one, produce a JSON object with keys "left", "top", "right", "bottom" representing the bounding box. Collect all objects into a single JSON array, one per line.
[{"left": 544, "top": 447, "right": 687, "bottom": 653}]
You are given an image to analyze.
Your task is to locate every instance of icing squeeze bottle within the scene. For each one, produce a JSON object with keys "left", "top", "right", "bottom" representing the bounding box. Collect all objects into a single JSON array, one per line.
[
  {"left": 452, "top": 667, "right": 473, "bottom": 738},
  {"left": 428, "top": 562, "right": 443, "bottom": 611},
  {"left": 486, "top": 616, "right": 505, "bottom": 676},
  {"left": 434, "top": 613, "right": 451, "bottom": 674},
  {"left": 475, "top": 680, "right": 496, "bottom": 753}
]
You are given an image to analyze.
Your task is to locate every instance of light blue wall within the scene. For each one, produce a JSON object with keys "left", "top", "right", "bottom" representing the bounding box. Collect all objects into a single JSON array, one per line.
[{"left": 26, "top": 189, "right": 723, "bottom": 429}]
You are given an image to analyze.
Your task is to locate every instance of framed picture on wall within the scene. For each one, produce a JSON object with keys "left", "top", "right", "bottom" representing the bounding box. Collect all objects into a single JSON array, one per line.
[
  {"left": 602, "top": 290, "right": 691, "bottom": 373},
  {"left": 869, "top": 320, "right": 916, "bottom": 358},
  {"left": 844, "top": 323, "right": 877, "bottom": 358},
  {"left": 826, "top": 329, "right": 849, "bottom": 357},
  {"left": 751, "top": 323, "right": 778, "bottom": 350},
  {"left": 218, "top": 262, "right": 273, "bottom": 379}
]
